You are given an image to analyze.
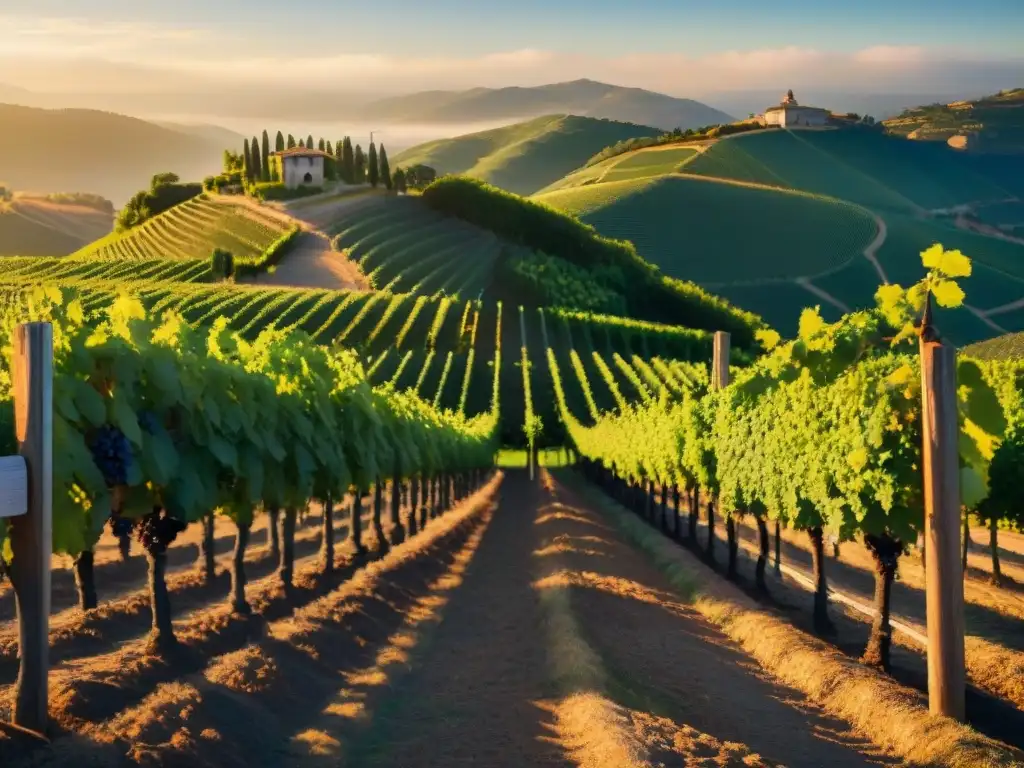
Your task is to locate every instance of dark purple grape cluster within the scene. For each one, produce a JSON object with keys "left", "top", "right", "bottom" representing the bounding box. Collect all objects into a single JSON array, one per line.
[
  {"left": 136, "top": 507, "right": 187, "bottom": 554},
  {"left": 89, "top": 425, "right": 132, "bottom": 486},
  {"left": 138, "top": 410, "right": 159, "bottom": 434},
  {"left": 109, "top": 514, "right": 134, "bottom": 538}
]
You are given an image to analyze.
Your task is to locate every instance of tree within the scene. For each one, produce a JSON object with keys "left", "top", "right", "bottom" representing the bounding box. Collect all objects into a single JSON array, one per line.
[
  {"left": 299, "top": 138, "right": 306, "bottom": 148},
  {"left": 287, "top": 134, "right": 296, "bottom": 149},
  {"left": 250, "top": 136, "right": 262, "bottom": 182},
  {"left": 326, "top": 140, "right": 334, "bottom": 156},
  {"left": 378, "top": 144, "right": 392, "bottom": 190},
  {"left": 393, "top": 168, "right": 407, "bottom": 194},
  {"left": 243, "top": 138, "right": 251, "bottom": 180},
  {"left": 367, "top": 142, "right": 379, "bottom": 187},
  {"left": 341, "top": 137, "right": 355, "bottom": 183},
  {"left": 354, "top": 144, "right": 366, "bottom": 183},
  {"left": 307, "top": 134, "right": 314, "bottom": 150},
  {"left": 318, "top": 138, "right": 326, "bottom": 151},
  {"left": 261, "top": 130, "right": 271, "bottom": 182},
  {"left": 275, "top": 131, "right": 285, "bottom": 152}
]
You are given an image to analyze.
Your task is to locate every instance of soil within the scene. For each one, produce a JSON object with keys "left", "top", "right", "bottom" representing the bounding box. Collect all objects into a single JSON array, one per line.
[{"left": 0, "top": 471, "right": 903, "bottom": 766}]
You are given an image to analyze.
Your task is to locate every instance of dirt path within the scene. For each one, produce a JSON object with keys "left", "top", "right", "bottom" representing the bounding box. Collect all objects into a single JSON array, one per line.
[
  {"left": 246, "top": 231, "right": 369, "bottom": 290},
  {"left": 532, "top": 471, "right": 894, "bottom": 767}
]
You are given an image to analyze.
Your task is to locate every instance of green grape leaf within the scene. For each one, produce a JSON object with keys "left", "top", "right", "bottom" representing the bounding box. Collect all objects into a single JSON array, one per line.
[
  {"left": 931, "top": 279, "right": 965, "bottom": 308},
  {"left": 72, "top": 379, "right": 106, "bottom": 428},
  {"left": 112, "top": 395, "right": 143, "bottom": 447}
]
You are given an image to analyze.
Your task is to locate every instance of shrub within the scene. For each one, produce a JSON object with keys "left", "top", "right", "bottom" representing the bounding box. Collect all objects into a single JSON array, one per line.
[
  {"left": 421, "top": 176, "right": 762, "bottom": 345},
  {"left": 211, "top": 248, "right": 234, "bottom": 280},
  {"left": 234, "top": 225, "right": 301, "bottom": 277},
  {"left": 116, "top": 174, "right": 202, "bottom": 230},
  {"left": 249, "top": 182, "right": 323, "bottom": 202}
]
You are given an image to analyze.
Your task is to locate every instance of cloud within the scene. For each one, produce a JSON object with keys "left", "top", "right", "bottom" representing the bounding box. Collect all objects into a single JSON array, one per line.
[
  {"left": 1, "top": 18, "right": 1021, "bottom": 99},
  {"left": 0, "top": 14, "right": 212, "bottom": 57}
]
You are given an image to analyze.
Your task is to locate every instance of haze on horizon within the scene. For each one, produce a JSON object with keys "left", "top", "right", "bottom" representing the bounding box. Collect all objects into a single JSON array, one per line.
[{"left": 2, "top": 0, "right": 1023, "bottom": 101}]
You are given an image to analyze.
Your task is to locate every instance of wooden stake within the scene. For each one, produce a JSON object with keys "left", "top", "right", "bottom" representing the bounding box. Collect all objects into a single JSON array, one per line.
[
  {"left": 9, "top": 323, "right": 53, "bottom": 735},
  {"left": 712, "top": 332, "right": 730, "bottom": 390},
  {"left": 919, "top": 336, "right": 966, "bottom": 721}
]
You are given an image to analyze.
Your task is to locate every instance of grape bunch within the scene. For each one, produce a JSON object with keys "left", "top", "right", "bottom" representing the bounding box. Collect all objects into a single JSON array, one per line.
[
  {"left": 89, "top": 425, "right": 132, "bottom": 487},
  {"left": 109, "top": 514, "right": 134, "bottom": 538},
  {"left": 136, "top": 507, "right": 187, "bottom": 554},
  {"left": 138, "top": 410, "right": 159, "bottom": 434}
]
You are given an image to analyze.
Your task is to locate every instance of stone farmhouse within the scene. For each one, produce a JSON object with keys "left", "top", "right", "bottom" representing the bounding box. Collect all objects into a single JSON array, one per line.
[{"left": 269, "top": 147, "right": 331, "bottom": 189}]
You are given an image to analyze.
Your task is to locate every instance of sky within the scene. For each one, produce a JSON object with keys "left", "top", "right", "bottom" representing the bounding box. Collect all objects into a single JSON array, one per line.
[{"left": 1, "top": 0, "right": 1023, "bottom": 96}]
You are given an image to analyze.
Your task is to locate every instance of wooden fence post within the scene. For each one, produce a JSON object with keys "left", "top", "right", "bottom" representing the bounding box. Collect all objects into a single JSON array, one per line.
[
  {"left": 9, "top": 322, "right": 53, "bottom": 734},
  {"left": 712, "top": 331, "right": 730, "bottom": 391},
  {"left": 919, "top": 331, "right": 966, "bottom": 721}
]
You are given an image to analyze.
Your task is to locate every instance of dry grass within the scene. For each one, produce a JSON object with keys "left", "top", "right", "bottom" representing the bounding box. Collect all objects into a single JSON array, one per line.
[{"left": 564, "top": 473, "right": 1024, "bottom": 768}]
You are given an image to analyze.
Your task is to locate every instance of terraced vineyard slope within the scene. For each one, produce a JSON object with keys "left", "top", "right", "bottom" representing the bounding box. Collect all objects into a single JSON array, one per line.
[{"left": 70, "top": 194, "right": 295, "bottom": 263}]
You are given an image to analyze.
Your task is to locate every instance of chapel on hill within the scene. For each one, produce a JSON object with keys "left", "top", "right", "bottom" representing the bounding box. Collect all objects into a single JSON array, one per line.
[{"left": 762, "top": 90, "right": 830, "bottom": 128}]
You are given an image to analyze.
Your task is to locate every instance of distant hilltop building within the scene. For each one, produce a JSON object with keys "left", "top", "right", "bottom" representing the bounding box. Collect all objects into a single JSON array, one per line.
[
  {"left": 762, "top": 90, "right": 830, "bottom": 128},
  {"left": 270, "top": 147, "right": 331, "bottom": 189}
]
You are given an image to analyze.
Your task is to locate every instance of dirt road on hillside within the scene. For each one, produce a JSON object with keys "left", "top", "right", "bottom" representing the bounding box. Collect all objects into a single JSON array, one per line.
[{"left": 247, "top": 231, "right": 369, "bottom": 291}]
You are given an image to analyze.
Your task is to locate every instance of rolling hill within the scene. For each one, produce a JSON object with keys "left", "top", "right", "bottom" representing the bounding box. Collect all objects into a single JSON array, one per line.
[
  {"left": 0, "top": 104, "right": 226, "bottom": 206},
  {"left": 0, "top": 196, "right": 114, "bottom": 256},
  {"left": 883, "top": 88, "right": 1024, "bottom": 153},
  {"left": 393, "top": 115, "right": 662, "bottom": 195},
  {"left": 362, "top": 79, "right": 734, "bottom": 131},
  {"left": 534, "top": 130, "right": 1024, "bottom": 345}
]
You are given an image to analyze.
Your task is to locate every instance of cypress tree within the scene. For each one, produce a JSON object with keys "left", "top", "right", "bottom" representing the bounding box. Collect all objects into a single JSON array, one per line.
[
  {"left": 287, "top": 134, "right": 296, "bottom": 149},
  {"left": 378, "top": 145, "right": 392, "bottom": 190},
  {"left": 342, "top": 137, "right": 355, "bottom": 183},
  {"left": 242, "top": 138, "right": 251, "bottom": 180},
  {"left": 326, "top": 140, "right": 334, "bottom": 156},
  {"left": 354, "top": 144, "right": 366, "bottom": 183},
  {"left": 307, "top": 134, "right": 314, "bottom": 150},
  {"left": 318, "top": 137, "right": 325, "bottom": 151},
  {"left": 367, "top": 142, "right": 379, "bottom": 187},
  {"left": 299, "top": 138, "right": 305, "bottom": 148},
  {"left": 275, "top": 131, "right": 285, "bottom": 152},
  {"left": 250, "top": 135, "right": 262, "bottom": 182},
  {"left": 261, "top": 130, "right": 270, "bottom": 181},
  {"left": 392, "top": 168, "right": 407, "bottom": 193}
]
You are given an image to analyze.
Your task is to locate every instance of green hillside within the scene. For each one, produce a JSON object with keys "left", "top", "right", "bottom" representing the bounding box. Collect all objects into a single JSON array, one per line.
[
  {"left": 535, "top": 174, "right": 876, "bottom": 286},
  {"left": 883, "top": 88, "right": 1024, "bottom": 153},
  {"left": 392, "top": 115, "right": 662, "bottom": 195},
  {"left": 71, "top": 194, "right": 294, "bottom": 263},
  {"left": 681, "top": 128, "right": 1024, "bottom": 212},
  {"left": 533, "top": 128, "right": 1024, "bottom": 345},
  {"left": 538, "top": 144, "right": 701, "bottom": 193}
]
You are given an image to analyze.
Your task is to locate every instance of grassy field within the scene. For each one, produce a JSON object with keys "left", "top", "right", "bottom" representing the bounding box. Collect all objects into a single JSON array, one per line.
[
  {"left": 70, "top": 194, "right": 293, "bottom": 263},
  {"left": 392, "top": 114, "right": 661, "bottom": 195},
  {"left": 682, "top": 128, "right": 1023, "bottom": 212},
  {"left": 327, "top": 196, "right": 499, "bottom": 298},
  {"left": 536, "top": 175, "right": 877, "bottom": 285}
]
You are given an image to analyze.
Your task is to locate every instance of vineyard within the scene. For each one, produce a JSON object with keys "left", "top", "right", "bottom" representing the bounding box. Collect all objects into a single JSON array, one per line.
[
  {"left": 326, "top": 196, "right": 499, "bottom": 296},
  {"left": 70, "top": 195, "right": 296, "bottom": 265},
  {"left": 5, "top": 126, "right": 1024, "bottom": 764}
]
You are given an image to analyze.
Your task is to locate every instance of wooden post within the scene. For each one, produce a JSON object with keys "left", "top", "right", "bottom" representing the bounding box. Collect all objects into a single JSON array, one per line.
[
  {"left": 9, "top": 322, "right": 53, "bottom": 734},
  {"left": 919, "top": 334, "right": 966, "bottom": 721},
  {"left": 712, "top": 332, "right": 730, "bottom": 390}
]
